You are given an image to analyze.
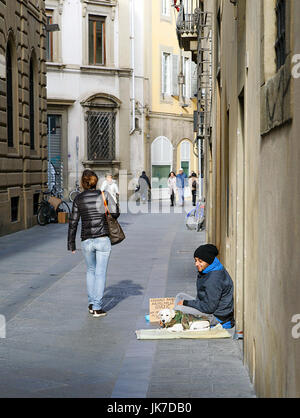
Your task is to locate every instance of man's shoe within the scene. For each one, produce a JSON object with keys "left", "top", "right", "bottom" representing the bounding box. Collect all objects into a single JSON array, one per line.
[
  {"left": 93, "top": 309, "right": 107, "bottom": 318},
  {"left": 88, "top": 304, "right": 93, "bottom": 314}
]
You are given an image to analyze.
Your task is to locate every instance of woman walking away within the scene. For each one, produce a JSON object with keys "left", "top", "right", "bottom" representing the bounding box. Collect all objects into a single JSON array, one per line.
[
  {"left": 189, "top": 172, "right": 198, "bottom": 206},
  {"left": 168, "top": 171, "right": 177, "bottom": 206},
  {"left": 68, "top": 169, "right": 120, "bottom": 318}
]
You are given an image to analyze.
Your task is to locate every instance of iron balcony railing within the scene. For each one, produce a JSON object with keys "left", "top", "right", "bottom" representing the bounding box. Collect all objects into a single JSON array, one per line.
[{"left": 175, "top": 0, "right": 203, "bottom": 43}]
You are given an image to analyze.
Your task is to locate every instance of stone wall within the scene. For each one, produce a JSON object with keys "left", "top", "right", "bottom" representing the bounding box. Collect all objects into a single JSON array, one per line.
[
  {"left": 0, "top": 0, "right": 47, "bottom": 236},
  {"left": 205, "top": 0, "right": 300, "bottom": 397}
]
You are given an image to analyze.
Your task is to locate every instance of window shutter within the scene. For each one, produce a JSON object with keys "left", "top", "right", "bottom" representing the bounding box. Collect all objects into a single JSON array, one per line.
[
  {"left": 162, "top": 52, "right": 168, "bottom": 95},
  {"left": 190, "top": 61, "right": 197, "bottom": 98},
  {"left": 172, "top": 54, "right": 179, "bottom": 96}
]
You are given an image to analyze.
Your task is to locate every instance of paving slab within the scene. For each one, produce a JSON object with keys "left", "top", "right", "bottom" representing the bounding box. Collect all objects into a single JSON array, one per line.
[{"left": 0, "top": 202, "right": 255, "bottom": 398}]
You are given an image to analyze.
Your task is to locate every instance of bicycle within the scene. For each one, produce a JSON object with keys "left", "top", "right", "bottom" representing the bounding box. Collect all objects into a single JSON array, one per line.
[
  {"left": 37, "top": 190, "right": 70, "bottom": 226},
  {"left": 185, "top": 198, "right": 205, "bottom": 232},
  {"left": 69, "top": 181, "right": 81, "bottom": 202},
  {"left": 50, "top": 183, "right": 65, "bottom": 200}
]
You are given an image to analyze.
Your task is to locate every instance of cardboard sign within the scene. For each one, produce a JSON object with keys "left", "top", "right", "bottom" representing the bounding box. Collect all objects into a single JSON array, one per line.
[{"left": 149, "top": 297, "right": 175, "bottom": 323}]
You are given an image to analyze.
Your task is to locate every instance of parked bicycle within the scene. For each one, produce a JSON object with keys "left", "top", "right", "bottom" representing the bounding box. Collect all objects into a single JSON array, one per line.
[
  {"left": 37, "top": 190, "right": 70, "bottom": 226},
  {"left": 69, "top": 181, "right": 81, "bottom": 202},
  {"left": 185, "top": 198, "right": 205, "bottom": 232},
  {"left": 50, "top": 183, "right": 65, "bottom": 199}
]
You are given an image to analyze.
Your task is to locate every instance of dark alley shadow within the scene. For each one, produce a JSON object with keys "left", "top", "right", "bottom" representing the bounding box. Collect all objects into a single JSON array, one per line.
[{"left": 102, "top": 280, "right": 144, "bottom": 311}]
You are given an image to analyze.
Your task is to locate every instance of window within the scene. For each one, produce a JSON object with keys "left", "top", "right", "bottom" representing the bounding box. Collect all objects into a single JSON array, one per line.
[
  {"left": 161, "top": 0, "right": 170, "bottom": 16},
  {"left": 46, "top": 11, "right": 54, "bottom": 62},
  {"left": 275, "top": 0, "right": 286, "bottom": 70},
  {"left": 29, "top": 57, "right": 35, "bottom": 150},
  {"left": 11, "top": 196, "right": 19, "bottom": 222},
  {"left": 162, "top": 52, "right": 171, "bottom": 96},
  {"left": 87, "top": 111, "right": 116, "bottom": 161},
  {"left": 6, "top": 44, "right": 14, "bottom": 147},
  {"left": 88, "top": 15, "right": 106, "bottom": 65},
  {"left": 182, "top": 57, "right": 191, "bottom": 98}
]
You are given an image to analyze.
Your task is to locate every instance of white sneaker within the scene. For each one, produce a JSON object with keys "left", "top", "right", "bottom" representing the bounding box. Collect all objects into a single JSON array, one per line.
[{"left": 93, "top": 309, "right": 107, "bottom": 318}]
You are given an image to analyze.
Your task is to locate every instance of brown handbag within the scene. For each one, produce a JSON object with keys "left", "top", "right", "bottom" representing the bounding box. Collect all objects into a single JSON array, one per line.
[{"left": 101, "top": 192, "right": 125, "bottom": 245}]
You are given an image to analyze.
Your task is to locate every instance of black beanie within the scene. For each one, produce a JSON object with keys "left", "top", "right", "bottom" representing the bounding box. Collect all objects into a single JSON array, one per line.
[{"left": 194, "top": 244, "right": 219, "bottom": 265}]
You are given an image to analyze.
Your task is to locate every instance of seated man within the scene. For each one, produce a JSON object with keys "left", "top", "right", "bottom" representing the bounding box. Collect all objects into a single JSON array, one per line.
[{"left": 175, "top": 244, "right": 235, "bottom": 328}]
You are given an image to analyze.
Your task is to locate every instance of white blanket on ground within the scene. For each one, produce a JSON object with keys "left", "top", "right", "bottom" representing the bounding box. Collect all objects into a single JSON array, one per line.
[{"left": 135, "top": 324, "right": 232, "bottom": 340}]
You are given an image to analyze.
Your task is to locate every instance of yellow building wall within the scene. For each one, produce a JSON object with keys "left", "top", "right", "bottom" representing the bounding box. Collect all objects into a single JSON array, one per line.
[{"left": 151, "top": 0, "right": 198, "bottom": 175}]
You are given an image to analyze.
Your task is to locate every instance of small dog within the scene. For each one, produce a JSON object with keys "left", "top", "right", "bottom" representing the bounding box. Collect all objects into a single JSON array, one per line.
[{"left": 158, "top": 308, "right": 210, "bottom": 332}]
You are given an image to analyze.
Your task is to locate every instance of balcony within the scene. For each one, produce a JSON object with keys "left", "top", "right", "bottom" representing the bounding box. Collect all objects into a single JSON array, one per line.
[{"left": 175, "top": 0, "right": 203, "bottom": 56}]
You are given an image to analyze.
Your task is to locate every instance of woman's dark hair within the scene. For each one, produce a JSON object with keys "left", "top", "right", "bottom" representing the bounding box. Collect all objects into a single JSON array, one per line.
[
  {"left": 168, "top": 171, "right": 176, "bottom": 178},
  {"left": 81, "top": 169, "right": 98, "bottom": 190}
]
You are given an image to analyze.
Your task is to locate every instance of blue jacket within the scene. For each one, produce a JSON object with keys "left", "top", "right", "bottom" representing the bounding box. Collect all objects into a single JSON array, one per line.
[
  {"left": 176, "top": 172, "right": 188, "bottom": 188},
  {"left": 183, "top": 258, "right": 234, "bottom": 322}
]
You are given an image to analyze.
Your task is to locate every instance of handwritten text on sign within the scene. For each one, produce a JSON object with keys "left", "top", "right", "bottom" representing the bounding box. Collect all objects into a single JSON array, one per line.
[{"left": 149, "top": 297, "right": 175, "bottom": 323}]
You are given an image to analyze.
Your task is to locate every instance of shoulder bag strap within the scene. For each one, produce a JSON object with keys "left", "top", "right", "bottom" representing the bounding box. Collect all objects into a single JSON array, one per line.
[{"left": 101, "top": 191, "right": 110, "bottom": 215}]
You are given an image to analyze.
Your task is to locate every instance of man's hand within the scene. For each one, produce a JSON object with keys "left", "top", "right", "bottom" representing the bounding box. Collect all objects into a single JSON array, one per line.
[
  {"left": 72, "top": 251, "right": 76, "bottom": 254},
  {"left": 177, "top": 300, "right": 184, "bottom": 306}
]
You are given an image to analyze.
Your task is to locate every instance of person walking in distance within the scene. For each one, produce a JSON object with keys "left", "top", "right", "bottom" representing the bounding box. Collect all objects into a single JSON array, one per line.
[
  {"left": 189, "top": 172, "right": 198, "bottom": 206},
  {"left": 168, "top": 171, "right": 177, "bottom": 206},
  {"left": 101, "top": 173, "right": 119, "bottom": 203},
  {"left": 138, "top": 171, "right": 151, "bottom": 204},
  {"left": 68, "top": 169, "right": 120, "bottom": 318},
  {"left": 176, "top": 168, "right": 188, "bottom": 206}
]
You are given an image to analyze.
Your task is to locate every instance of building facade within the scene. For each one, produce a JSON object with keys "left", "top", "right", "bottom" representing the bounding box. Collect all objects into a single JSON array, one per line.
[
  {"left": 0, "top": 0, "right": 47, "bottom": 236},
  {"left": 46, "top": 0, "right": 135, "bottom": 200},
  {"left": 45, "top": 0, "right": 197, "bottom": 201},
  {"left": 147, "top": 0, "right": 197, "bottom": 199},
  {"left": 202, "top": 0, "right": 300, "bottom": 397}
]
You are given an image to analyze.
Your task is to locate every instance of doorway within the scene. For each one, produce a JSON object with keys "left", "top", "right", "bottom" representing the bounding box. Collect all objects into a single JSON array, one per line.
[
  {"left": 47, "top": 114, "right": 63, "bottom": 193},
  {"left": 151, "top": 136, "right": 173, "bottom": 199}
]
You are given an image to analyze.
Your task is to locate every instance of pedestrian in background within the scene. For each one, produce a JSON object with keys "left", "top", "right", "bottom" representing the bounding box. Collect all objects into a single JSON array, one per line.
[
  {"left": 189, "top": 172, "right": 198, "bottom": 206},
  {"left": 101, "top": 173, "right": 119, "bottom": 203},
  {"left": 168, "top": 171, "right": 177, "bottom": 206},
  {"left": 138, "top": 171, "right": 151, "bottom": 204},
  {"left": 68, "top": 169, "right": 120, "bottom": 318},
  {"left": 176, "top": 168, "right": 188, "bottom": 206}
]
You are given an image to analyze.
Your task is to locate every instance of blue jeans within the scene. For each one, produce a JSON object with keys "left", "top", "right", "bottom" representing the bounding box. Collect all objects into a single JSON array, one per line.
[
  {"left": 81, "top": 237, "right": 111, "bottom": 310},
  {"left": 177, "top": 188, "right": 184, "bottom": 205}
]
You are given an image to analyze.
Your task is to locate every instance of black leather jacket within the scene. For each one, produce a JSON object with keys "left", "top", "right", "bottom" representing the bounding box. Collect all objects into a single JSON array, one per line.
[{"left": 67, "top": 189, "right": 120, "bottom": 251}]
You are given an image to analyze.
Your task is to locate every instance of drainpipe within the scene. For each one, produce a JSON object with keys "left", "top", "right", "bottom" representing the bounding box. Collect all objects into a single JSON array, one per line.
[{"left": 129, "top": 0, "right": 136, "bottom": 135}]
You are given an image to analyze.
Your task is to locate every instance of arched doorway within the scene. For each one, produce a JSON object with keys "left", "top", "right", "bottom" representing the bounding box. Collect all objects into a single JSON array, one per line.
[
  {"left": 151, "top": 136, "right": 173, "bottom": 199},
  {"left": 179, "top": 140, "right": 191, "bottom": 176}
]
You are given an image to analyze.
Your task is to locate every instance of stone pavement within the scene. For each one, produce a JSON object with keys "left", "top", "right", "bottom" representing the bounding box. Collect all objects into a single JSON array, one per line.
[{"left": 0, "top": 201, "right": 256, "bottom": 398}]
